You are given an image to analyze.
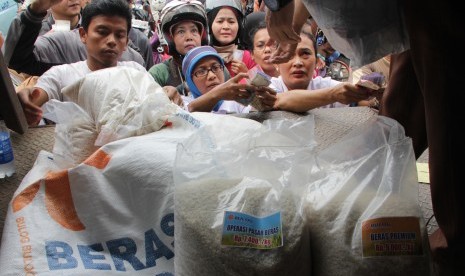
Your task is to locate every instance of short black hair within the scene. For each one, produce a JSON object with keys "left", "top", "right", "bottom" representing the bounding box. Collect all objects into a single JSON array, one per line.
[
  {"left": 242, "top": 11, "right": 265, "bottom": 50},
  {"left": 249, "top": 20, "right": 267, "bottom": 51},
  {"left": 81, "top": 0, "right": 132, "bottom": 34},
  {"left": 301, "top": 24, "right": 318, "bottom": 58}
]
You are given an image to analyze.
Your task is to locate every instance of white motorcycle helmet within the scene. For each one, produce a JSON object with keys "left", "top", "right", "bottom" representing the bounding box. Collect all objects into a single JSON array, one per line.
[
  {"left": 160, "top": 0, "right": 208, "bottom": 55},
  {"left": 205, "top": 0, "right": 244, "bottom": 46},
  {"left": 204, "top": 0, "right": 243, "bottom": 14}
]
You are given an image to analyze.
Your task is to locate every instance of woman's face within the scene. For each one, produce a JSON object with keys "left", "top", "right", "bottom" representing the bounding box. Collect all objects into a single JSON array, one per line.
[
  {"left": 172, "top": 21, "right": 202, "bottom": 55},
  {"left": 251, "top": 28, "right": 278, "bottom": 76},
  {"left": 278, "top": 35, "right": 316, "bottom": 90},
  {"left": 192, "top": 57, "right": 225, "bottom": 94},
  {"left": 211, "top": 8, "right": 239, "bottom": 45}
]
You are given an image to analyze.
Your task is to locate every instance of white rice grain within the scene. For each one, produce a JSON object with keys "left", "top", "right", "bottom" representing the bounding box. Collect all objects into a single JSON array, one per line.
[{"left": 175, "top": 177, "right": 311, "bottom": 276}]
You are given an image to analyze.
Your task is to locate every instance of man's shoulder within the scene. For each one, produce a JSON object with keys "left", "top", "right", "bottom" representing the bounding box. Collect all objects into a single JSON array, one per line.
[
  {"left": 117, "top": 61, "right": 147, "bottom": 71},
  {"left": 50, "top": 61, "right": 144, "bottom": 73},
  {"left": 37, "top": 29, "right": 81, "bottom": 46},
  {"left": 39, "top": 16, "right": 53, "bottom": 35},
  {"left": 42, "top": 61, "right": 87, "bottom": 76}
]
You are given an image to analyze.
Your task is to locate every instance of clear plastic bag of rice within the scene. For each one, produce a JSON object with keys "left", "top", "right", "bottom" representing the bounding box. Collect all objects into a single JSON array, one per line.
[
  {"left": 303, "top": 116, "right": 431, "bottom": 276},
  {"left": 173, "top": 115, "right": 316, "bottom": 275},
  {"left": 174, "top": 177, "right": 310, "bottom": 276}
]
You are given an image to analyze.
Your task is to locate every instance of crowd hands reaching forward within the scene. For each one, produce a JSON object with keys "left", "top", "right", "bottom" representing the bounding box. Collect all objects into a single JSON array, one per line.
[
  {"left": 6, "top": 0, "right": 379, "bottom": 127},
  {"left": 5, "top": 0, "right": 464, "bottom": 273}
]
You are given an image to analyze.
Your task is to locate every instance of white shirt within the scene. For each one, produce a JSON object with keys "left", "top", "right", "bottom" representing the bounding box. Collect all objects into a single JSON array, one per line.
[
  {"left": 183, "top": 96, "right": 252, "bottom": 114},
  {"left": 269, "top": 76, "right": 348, "bottom": 108},
  {"left": 36, "top": 60, "right": 146, "bottom": 101},
  {"left": 217, "top": 100, "right": 252, "bottom": 114}
]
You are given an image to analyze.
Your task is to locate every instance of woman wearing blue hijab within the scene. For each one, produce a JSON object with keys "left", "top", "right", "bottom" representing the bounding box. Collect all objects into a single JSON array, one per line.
[{"left": 182, "top": 46, "right": 276, "bottom": 113}]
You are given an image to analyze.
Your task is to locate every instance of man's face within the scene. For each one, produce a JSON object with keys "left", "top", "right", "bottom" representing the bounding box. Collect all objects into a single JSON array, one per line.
[
  {"left": 80, "top": 15, "right": 129, "bottom": 70},
  {"left": 172, "top": 21, "right": 202, "bottom": 55},
  {"left": 278, "top": 35, "right": 316, "bottom": 90},
  {"left": 52, "top": 0, "right": 82, "bottom": 19}
]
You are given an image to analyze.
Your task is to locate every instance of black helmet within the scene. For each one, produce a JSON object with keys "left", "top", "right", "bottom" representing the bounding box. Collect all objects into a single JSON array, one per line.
[{"left": 160, "top": 0, "right": 208, "bottom": 55}]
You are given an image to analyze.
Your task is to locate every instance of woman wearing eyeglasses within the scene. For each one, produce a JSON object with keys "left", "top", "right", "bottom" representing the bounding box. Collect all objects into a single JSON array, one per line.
[
  {"left": 247, "top": 18, "right": 280, "bottom": 78},
  {"left": 182, "top": 46, "right": 277, "bottom": 113}
]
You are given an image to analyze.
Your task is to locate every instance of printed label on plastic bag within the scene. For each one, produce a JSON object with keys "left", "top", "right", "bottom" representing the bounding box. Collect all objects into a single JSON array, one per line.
[
  {"left": 361, "top": 216, "right": 423, "bottom": 257},
  {"left": 221, "top": 211, "right": 283, "bottom": 249}
]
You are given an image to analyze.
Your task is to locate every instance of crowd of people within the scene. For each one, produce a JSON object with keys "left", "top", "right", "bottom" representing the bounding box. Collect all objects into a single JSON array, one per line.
[
  {"left": 2, "top": 0, "right": 462, "bottom": 274},
  {"left": 2, "top": 0, "right": 375, "bottom": 123}
]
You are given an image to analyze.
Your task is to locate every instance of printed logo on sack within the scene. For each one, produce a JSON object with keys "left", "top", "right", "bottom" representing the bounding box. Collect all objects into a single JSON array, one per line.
[
  {"left": 11, "top": 149, "right": 176, "bottom": 274},
  {"left": 12, "top": 149, "right": 112, "bottom": 231}
]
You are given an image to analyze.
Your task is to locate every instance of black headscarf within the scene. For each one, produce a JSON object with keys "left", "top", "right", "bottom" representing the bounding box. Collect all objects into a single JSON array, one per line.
[{"left": 207, "top": 6, "right": 244, "bottom": 47}]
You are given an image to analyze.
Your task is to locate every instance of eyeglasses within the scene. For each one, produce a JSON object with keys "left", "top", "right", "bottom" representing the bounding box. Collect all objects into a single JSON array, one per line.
[
  {"left": 254, "top": 41, "right": 278, "bottom": 52},
  {"left": 192, "top": 63, "right": 224, "bottom": 78}
]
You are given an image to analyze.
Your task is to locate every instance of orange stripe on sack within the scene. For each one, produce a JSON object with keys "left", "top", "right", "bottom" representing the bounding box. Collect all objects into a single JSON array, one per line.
[
  {"left": 12, "top": 181, "right": 41, "bottom": 212},
  {"left": 83, "top": 149, "right": 111, "bottom": 169},
  {"left": 44, "top": 171, "right": 85, "bottom": 231}
]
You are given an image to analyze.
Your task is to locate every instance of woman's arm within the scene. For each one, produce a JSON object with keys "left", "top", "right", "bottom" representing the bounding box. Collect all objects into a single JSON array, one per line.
[
  {"left": 188, "top": 73, "right": 254, "bottom": 112},
  {"left": 274, "top": 82, "right": 373, "bottom": 112}
]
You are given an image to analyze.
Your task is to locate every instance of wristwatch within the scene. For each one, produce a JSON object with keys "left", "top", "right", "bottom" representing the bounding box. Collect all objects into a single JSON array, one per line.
[{"left": 264, "top": 0, "right": 293, "bottom": 12}]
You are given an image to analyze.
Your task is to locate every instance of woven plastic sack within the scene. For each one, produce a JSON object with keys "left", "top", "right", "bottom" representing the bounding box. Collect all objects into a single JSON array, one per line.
[
  {"left": 43, "top": 66, "right": 179, "bottom": 166},
  {"left": 0, "top": 110, "right": 271, "bottom": 275}
]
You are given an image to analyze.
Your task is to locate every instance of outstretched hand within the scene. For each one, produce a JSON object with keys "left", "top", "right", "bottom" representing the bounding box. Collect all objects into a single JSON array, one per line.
[
  {"left": 333, "top": 82, "right": 376, "bottom": 104},
  {"left": 265, "top": 0, "right": 310, "bottom": 64},
  {"left": 162, "top": 86, "right": 184, "bottom": 107},
  {"left": 230, "top": 59, "right": 248, "bottom": 75},
  {"left": 265, "top": 3, "right": 301, "bottom": 45},
  {"left": 218, "top": 73, "right": 254, "bottom": 101},
  {"left": 252, "top": 86, "right": 277, "bottom": 111},
  {"left": 267, "top": 41, "right": 298, "bottom": 64},
  {"left": 17, "top": 87, "right": 44, "bottom": 126}
]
